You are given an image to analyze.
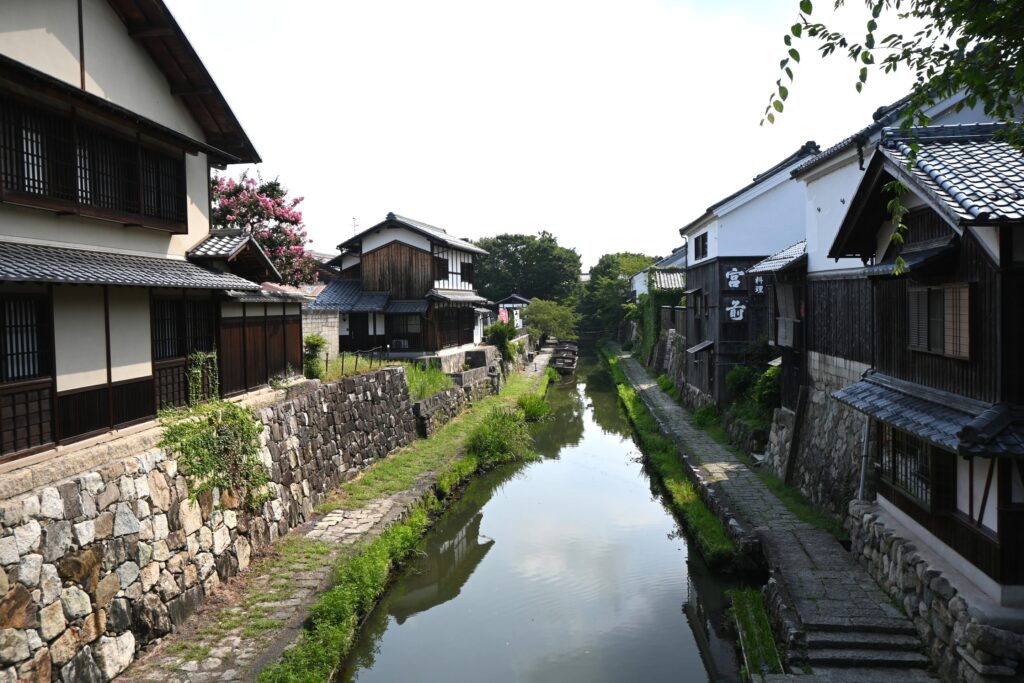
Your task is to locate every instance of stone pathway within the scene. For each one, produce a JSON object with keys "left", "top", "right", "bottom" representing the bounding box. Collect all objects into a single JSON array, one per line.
[
  {"left": 613, "top": 348, "right": 936, "bottom": 681},
  {"left": 119, "top": 353, "right": 551, "bottom": 682}
]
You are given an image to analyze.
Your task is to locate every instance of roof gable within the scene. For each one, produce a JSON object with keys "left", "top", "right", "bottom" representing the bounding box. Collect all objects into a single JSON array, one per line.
[{"left": 338, "top": 213, "right": 487, "bottom": 256}]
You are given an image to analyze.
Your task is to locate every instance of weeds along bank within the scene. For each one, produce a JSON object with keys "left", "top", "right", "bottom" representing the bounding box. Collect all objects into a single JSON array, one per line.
[
  {"left": 258, "top": 366, "right": 555, "bottom": 683},
  {"left": 599, "top": 346, "right": 737, "bottom": 568},
  {"left": 0, "top": 359, "right": 516, "bottom": 682}
]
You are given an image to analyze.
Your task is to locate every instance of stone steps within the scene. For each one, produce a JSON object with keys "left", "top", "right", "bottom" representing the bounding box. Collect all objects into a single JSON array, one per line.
[
  {"left": 805, "top": 631, "right": 923, "bottom": 651},
  {"left": 809, "top": 666, "right": 938, "bottom": 682},
  {"left": 804, "top": 647, "right": 932, "bottom": 669},
  {"left": 800, "top": 617, "right": 918, "bottom": 636}
]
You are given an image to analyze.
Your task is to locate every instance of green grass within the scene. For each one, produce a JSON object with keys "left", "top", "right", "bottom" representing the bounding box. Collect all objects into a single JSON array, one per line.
[
  {"left": 466, "top": 409, "right": 538, "bottom": 469},
  {"left": 655, "top": 374, "right": 681, "bottom": 402},
  {"left": 601, "top": 347, "right": 736, "bottom": 566},
  {"left": 516, "top": 393, "right": 552, "bottom": 422},
  {"left": 728, "top": 588, "right": 783, "bottom": 676},
  {"left": 321, "top": 353, "right": 408, "bottom": 382},
  {"left": 405, "top": 364, "right": 455, "bottom": 401}
]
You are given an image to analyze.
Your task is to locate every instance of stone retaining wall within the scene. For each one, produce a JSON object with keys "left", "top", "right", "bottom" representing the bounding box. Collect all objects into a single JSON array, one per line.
[
  {"left": 412, "top": 388, "right": 469, "bottom": 438},
  {"left": 848, "top": 500, "right": 1024, "bottom": 683},
  {"left": 765, "top": 351, "right": 871, "bottom": 516},
  {"left": 0, "top": 368, "right": 416, "bottom": 682}
]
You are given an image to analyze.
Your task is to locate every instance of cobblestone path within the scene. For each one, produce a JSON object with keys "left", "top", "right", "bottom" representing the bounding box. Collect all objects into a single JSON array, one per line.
[
  {"left": 614, "top": 348, "right": 936, "bottom": 681},
  {"left": 120, "top": 353, "right": 551, "bottom": 682}
]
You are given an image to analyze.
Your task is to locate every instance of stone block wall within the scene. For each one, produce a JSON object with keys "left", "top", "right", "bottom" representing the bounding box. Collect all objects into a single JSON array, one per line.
[
  {"left": 765, "top": 351, "right": 871, "bottom": 516},
  {"left": 302, "top": 310, "right": 339, "bottom": 361},
  {"left": 0, "top": 368, "right": 415, "bottom": 682},
  {"left": 412, "top": 388, "right": 469, "bottom": 438},
  {"left": 848, "top": 501, "right": 1024, "bottom": 683}
]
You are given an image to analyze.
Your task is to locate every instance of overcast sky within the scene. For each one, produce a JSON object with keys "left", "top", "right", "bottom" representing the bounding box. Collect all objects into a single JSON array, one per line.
[{"left": 166, "top": 0, "right": 918, "bottom": 269}]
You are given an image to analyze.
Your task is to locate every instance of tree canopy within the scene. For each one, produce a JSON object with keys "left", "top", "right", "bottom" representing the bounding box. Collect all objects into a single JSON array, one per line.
[
  {"left": 473, "top": 232, "right": 581, "bottom": 303},
  {"left": 523, "top": 299, "right": 579, "bottom": 341},
  {"left": 210, "top": 173, "right": 321, "bottom": 286},
  {"left": 765, "top": 0, "right": 1024, "bottom": 145},
  {"left": 577, "top": 252, "right": 658, "bottom": 332}
]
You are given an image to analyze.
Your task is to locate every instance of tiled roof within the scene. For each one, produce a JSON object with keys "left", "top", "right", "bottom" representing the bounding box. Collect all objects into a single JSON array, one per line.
[
  {"left": 652, "top": 268, "right": 686, "bottom": 290},
  {"left": 496, "top": 293, "right": 532, "bottom": 305},
  {"left": 426, "top": 289, "right": 488, "bottom": 304},
  {"left": 748, "top": 241, "right": 807, "bottom": 274},
  {"left": 188, "top": 229, "right": 250, "bottom": 258},
  {"left": 309, "top": 279, "right": 362, "bottom": 311},
  {"left": 833, "top": 371, "right": 1024, "bottom": 457},
  {"left": 0, "top": 241, "right": 260, "bottom": 290},
  {"left": 880, "top": 123, "right": 1024, "bottom": 223},
  {"left": 351, "top": 293, "right": 389, "bottom": 313},
  {"left": 385, "top": 300, "right": 428, "bottom": 315},
  {"left": 339, "top": 213, "right": 488, "bottom": 255},
  {"left": 687, "top": 340, "right": 713, "bottom": 354},
  {"left": 793, "top": 95, "right": 911, "bottom": 176},
  {"left": 862, "top": 237, "right": 957, "bottom": 277},
  {"left": 224, "top": 289, "right": 307, "bottom": 304}
]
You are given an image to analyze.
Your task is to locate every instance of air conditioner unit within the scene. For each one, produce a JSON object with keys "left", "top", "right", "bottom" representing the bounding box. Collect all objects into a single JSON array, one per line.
[{"left": 392, "top": 338, "right": 409, "bottom": 350}]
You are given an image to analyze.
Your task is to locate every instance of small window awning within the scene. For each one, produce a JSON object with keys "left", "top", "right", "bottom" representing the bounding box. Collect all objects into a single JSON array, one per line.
[
  {"left": 687, "top": 340, "right": 714, "bottom": 354},
  {"left": 187, "top": 229, "right": 282, "bottom": 284},
  {"left": 0, "top": 241, "right": 260, "bottom": 290},
  {"left": 683, "top": 286, "right": 702, "bottom": 296},
  {"left": 863, "top": 237, "right": 957, "bottom": 277},
  {"left": 768, "top": 356, "right": 783, "bottom": 367},
  {"left": 426, "top": 289, "right": 488, "bottom": 304},
  {"left": 748, "top": 240, "right": 807, "bottom": 274},
  {"left": 385, "top": 300, "right": 428, "bottom": 315},
  {"left": 833, "top": 371, "right": 1024, "bottom": 457}
]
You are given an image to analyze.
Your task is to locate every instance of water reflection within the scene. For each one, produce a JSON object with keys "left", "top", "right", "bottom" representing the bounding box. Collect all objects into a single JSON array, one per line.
[{"left": 339, "top": 356, "right": 742, "bottom": 683}]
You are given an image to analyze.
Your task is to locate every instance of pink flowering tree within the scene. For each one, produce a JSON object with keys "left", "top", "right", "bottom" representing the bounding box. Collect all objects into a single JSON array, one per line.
[{"left": 210, "top": 172, "right": 321, "bottom": 286}]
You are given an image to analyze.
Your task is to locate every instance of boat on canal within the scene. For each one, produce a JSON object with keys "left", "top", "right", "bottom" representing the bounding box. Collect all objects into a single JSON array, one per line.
[{"left": 551, "top": 340, "right": 578, "bottom": 375}]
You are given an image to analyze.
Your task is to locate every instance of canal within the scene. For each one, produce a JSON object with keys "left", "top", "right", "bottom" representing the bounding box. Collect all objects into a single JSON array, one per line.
[{"left": 340, "top": 356, "right": 743, "bottom": 682}]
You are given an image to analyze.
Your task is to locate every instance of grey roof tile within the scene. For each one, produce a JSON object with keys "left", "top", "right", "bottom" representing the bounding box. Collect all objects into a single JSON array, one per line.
[
  {"left": 351, "top": 293, "right": 389, "bottom": 312},
  {"left": 0, "top": 241, "right": 260, "bottom": 290},
  {"left": 881, "top": 123, "right": 1024, "bottom": 223},
  {"left": 339, "top": 213, "right": 487, "bottom": 255},
  {"left": 833, "top": 371, "right": 1024, "bottom": 457},
  {"left": 385, "top": 300, "right": 428, "bottom": 315},
  {"left": 426, "top": 289, "right": 488, "bottom": 304},
  {"left": 309, "top": 279, "right": 362, "bottom": 311},
  {"left": 188, "top": 229, "right": 250, "bottom": 258},
  {"left": 652, "top": 268, "right": 686, "bottom": 290},
  {"left": 748, "top": 241, "right": 807, "bottom": 274}
]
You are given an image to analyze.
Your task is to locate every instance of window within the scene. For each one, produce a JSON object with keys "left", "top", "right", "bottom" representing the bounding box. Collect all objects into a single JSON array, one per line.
[
  {"left": 0, "top": 296, "right": 50, "bottom": 383},
  {"left": 152, "top": 299, "right": 215, "bottom": 360},
  {"left": 390, "top": 315, "right": 421, "bottom": 335},
  {"left": 881, "top": 426, "right": 931, "bottom": 506},
  {"left": 694, "top": 233, "right": 708, "bottom": 260},
  {"left": 460, "top": 261, "right": 474, "bottom": 284},
  {"left": 434, "top": 256, "right": 448, "bottom": 281},
  {"left": 0, "top": 95, "right": 186, "bottom": 229},
  {"left": 908, "top": 284, "right": 969, "bottom": 358}
]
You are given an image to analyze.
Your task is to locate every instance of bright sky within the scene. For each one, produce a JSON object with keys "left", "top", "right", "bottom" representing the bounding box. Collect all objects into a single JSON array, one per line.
[{"left": 166, "top": 0, "right": 918, "bottom": 269}]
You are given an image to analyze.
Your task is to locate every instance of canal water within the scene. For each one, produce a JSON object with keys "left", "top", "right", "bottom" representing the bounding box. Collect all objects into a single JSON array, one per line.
[{"left": 339, "top": 356, "right": 742, "bottom": 683}]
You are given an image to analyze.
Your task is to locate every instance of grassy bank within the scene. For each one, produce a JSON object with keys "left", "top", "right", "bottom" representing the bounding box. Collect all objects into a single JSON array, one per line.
[
  {"left": 600, "top": 346, "right": 736, "bottom": 567},
  {"left": 259, "top": 364, "right": 552, "bottom": 682},
  {"left": 728, "top": 588, "right": 783, "bottom": 679}
]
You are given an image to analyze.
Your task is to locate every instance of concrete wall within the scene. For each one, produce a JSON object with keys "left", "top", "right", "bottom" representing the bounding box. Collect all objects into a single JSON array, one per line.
[
  {"left": 0, "top": 368, "right": 418, "bottom": 681},
  {"left": 303, "top": 309, "right": 339, "bottom": 360}
]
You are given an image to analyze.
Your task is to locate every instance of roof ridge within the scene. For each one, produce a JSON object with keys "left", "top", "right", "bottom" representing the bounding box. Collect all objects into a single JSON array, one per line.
[
  {"left": 890, "top": 139, "right": 991, "bottom": 220},
  {"left": 882, "top": 121, "right": 1008, "bottom": 144}
]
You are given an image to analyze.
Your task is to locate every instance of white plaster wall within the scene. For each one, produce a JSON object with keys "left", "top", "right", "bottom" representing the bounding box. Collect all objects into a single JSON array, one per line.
[
  {"left": 341, "top": 255, "right": 360, "bottom": 270},
  {"left": 108, "top": 287, "right": 151, "bottom": 382},
  {"left": 0, "top": 0, "right": 81, "bottom": 87},
  {"left": 804, "top": 154, "right": 869, "bottom": 273},
  {"left": 717, "top": 177, "right": 807, "bottom": 258},
  {"left": 362, "top": 227, "right": 431, "bottom": 254},
  {"left": 53, "top": 286, "right": 107, "bottom": 391},
  {"left": 631, "top": 271, "right": 648, "bottom": 297},
  {"left": 222, "top": 302, "right": 244, "bottom": 318},
  {"left": 956, "top": 457, "right": 999, "bottom": 533},
  {"left": 686, "top": 221, "right": 719, "bottom": 265}
]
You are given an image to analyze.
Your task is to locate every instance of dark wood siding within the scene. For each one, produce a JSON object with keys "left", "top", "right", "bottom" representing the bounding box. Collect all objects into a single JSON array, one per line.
[
  {"left": 361, "top": 242, "right": 434, "bottom": 298},
  {"left": 219, "top": 321, "right": 246, "bottom": 395},
  {"left": 806, "top": 276, "right": 873, "bottom": 364},
  {"left": 244, "top": 319, "right": 267, "bottom": 390},
  {"left": 0, "top": 379, "right": 52, "bottom": 457},
  {"left": 267, "top": 317, "right": 285, "bottom": 378},
  {"left": 56, "top": 386, "right": 109, "bottom": 442},
  {"left": 874, "top": 234, "right": 998, "bottom": 403}
]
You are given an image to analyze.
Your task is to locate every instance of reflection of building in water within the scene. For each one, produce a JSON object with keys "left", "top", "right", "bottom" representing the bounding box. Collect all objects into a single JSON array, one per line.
[
  {"left": 389, "top": 512, "right": 494, "bottom": 624},
  {"left": 684, "top": 570, "right": 743, "bottom": 683}
]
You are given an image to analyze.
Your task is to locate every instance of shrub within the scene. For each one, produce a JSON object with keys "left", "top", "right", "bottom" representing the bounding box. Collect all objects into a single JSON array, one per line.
[
  {"left": 751, "top": 366, "right": 781, "bottom": 419},
  {"left": 406, "top": 364, "right": 454, "bottom": 401},
  {"left": 656, "top": 374, "right": 680, "bottom": 402},
  {"left": 303, "top": 334, "right": 328, "bottom": 379},
  {"left": 517, "top": 394, "right": 551, "bottom": 422},
  {"left": 693, "top": 403, "right": 719, "bottom": 429},
  {"left": 159, "top": 400, "right": 269, "bottom": 511},
  {"left": 725, "top": 365, "right": 759, "bottom": 399},
  {"left": 466, "top": 409, "right": 536, "bottom": 469},
  {"left": 485, "top": 320, "right": 518, "bottom": 360}
]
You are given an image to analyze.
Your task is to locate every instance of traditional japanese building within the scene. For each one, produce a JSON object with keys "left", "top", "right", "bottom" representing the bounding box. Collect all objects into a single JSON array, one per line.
[
  {"left": 830, "top": 122, "right": 1024, "bottom": 603},
  {"left": 0, "top": 0, "right": 296, "bottom": 467},
  {"left": 314, "top": 213, "right": 489, "bottom": 358},
  {"left": 677, "top": 141, "right": 819, "bottom": 404}
]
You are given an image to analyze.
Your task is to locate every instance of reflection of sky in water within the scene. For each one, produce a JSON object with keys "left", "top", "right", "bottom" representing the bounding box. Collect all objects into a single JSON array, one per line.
[{"left": 342, "top": 358, "right": 739, "bottom": 683}]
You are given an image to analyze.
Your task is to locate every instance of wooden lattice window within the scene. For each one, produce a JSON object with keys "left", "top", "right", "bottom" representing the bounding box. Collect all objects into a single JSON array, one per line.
[
  {"left": 908, "top": 284, "right": 969, "bottom": 358},
  {"left": 0, "top": 94, "right": 186, "bottom": 229},
  {"left": 881, "top": 426, "right": 931, "bottom": 506},
  {"left": 0, "top": 296, "right": 50, "bottom": 383},
  {"left": 460, "top": 261, "right": 474, "bottom": 284},
  {"left": 694, "top": 232, "right": 708, "bottom": 260},
  {"left": 152, "top": 299, "right": 215, "bottom": 360}
]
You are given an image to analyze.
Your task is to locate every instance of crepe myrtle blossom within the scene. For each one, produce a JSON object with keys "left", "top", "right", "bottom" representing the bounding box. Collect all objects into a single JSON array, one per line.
[{"left": 210, "top": 172, "right": 320, "bottom": 286}]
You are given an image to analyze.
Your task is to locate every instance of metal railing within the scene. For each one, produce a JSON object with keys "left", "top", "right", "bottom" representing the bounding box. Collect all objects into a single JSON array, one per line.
[{"left": 324, "top": 345, "right": 391, "bottom": 376}]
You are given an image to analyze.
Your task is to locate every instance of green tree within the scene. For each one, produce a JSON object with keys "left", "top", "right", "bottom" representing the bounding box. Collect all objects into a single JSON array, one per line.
[
  {"left": 474, "top": 232, "right": 581, "bottom": 303},
  {"left": 577, "top": 252, "right": 658, "bottom": 332},
  {"left": 523, "top": 298, "right": 579, "bottom": 341},
  {"left": 765, "top": 0, "right": 1024, "bottom": 145}
]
